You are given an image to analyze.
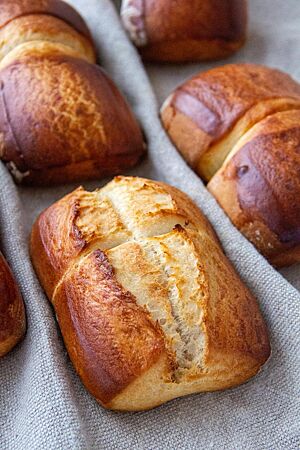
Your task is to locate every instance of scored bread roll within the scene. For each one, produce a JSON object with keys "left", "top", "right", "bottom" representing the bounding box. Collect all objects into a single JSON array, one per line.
[
  {"left": 30, "top": 176, "right": 270, "bottom": 411},
  {"left": 161, "top": 64, "right": 300, "bottom": 266},
  {"left": 121, "top": 0, "right": 247, "bottom": 62},
  {"left": 0, "top": 0, "right": 145, "bottom": 185},
  {"left": 0, "top": 251, "right": 26, "bottom": 357}
]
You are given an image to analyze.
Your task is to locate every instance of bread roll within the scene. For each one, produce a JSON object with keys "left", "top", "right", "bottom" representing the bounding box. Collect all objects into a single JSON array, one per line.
[
  {"left": 121, "top": 0, "right": 247, "bottom": 62},
  {"left": 0, "top": 0, "right": 95, "bottom": 62},
  {"left": 0, "top": 0, "right": 92, "bottom": 40},
  {"left": 30, "top": 176, "right": 270, "bottom": 411},
  {"left": 208, "top": 110, "right": 300, "bottom": 267},
  {"left": 161, "top": 64, "right": 300, "bottom": 266},
  {"left": 0, "top": 42, "right": 145, "bottom": 185},
  {"left": 0, "top": 0, "right": 145, "bottom": 185},
  {"left": 0, "top": 252, "right": 26, "bottom": 357},
  {"left": 0, "top": 14, "right": 95, "bottom": 63},
  {"left": 161, "top": 64, "right": 300, "bottom": 180}
]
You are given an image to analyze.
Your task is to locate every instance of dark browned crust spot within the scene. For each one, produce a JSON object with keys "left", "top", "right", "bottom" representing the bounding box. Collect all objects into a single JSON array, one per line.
[
  {"left": 232, "top": 127, "right": 300, "bottom": 247},
  {"left": 168, "top": 64, "right": 300, "bottom": 144}
]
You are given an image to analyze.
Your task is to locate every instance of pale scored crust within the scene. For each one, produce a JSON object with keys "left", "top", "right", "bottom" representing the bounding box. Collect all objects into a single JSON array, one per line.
[{"left": 31, "top": 176, "right": 270, "bottom": 410}]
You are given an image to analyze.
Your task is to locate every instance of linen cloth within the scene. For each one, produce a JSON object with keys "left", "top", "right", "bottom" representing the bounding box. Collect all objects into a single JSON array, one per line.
[{"left": 0, "top": 0, "right": 299, "bottom": 448}]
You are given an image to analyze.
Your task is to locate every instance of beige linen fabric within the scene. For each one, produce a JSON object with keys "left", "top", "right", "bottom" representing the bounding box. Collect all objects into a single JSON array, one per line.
[{"left": 0, "top": 1, "right": 299, "bottom": 448}]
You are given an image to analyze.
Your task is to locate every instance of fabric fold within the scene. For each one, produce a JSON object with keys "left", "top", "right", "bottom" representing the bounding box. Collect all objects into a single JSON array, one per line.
[{"left": 0, "top": 0, "right": 299, "bottom": 448}]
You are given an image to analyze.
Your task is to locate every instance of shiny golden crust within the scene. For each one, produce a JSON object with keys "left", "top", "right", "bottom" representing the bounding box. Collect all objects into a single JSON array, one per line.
[
  {"left": 0, "top": 0, "right": 144, "bottom": 185},
  {"left": 161, "top": 64, "right": 300, "bottom": 266},
  {"left": 208, "top": 110, "right": 300, "bottom": 267},
  {"left": 0, "top": 43, "right": 145, "bottom": 185},
  {"left": 55, "top": 249, "right": 165, "bottom": 404},
  {"left": 0, "top": 14, "right": 96, "bottom": 63},
  {"left": 0, "top": 252, "right": 26, "bottom": 357},
  {"left": 31, "top": 177, "right": 217, "bottom": 296},
  {"left": 31, "top": 176, "right": 270, "bottom": 410},
  {"left": 121, "top": 0, "right": 247, "bottom": 62},
  {"left": 0, "top": 0, "right": 92, "bottom": 40},
  {"left": 161, "top": 64, "right": 300, "bottom": 180}
]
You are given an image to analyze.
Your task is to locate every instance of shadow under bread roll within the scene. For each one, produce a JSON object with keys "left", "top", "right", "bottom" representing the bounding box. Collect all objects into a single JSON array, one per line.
[
  {"left": 161, "top": 64, "right": 300, "bottom": 266},
  {"left": 0, "top": 251, "right": 26, "bottom": 357},
  {"left": 30, "top": 176, "right": 270, "bottom": 411},
  {"left": 0, "top": 0, "right": 145, "bottom": 185},
  {"left": 121, "top": 0, "right": 247, "bottom": 62}
]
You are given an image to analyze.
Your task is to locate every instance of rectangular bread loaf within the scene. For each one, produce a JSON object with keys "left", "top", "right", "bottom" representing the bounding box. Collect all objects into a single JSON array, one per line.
[{"left": 30, "top": 176, "right": 270, "bottom": 411}]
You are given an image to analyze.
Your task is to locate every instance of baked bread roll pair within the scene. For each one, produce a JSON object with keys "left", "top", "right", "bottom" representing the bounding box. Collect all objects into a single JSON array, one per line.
[
  {"left": 121, "top": 0, "right": 247, "bottom": 62},
  {"left": 161, "top": 64, "right": 300, "bottom": 267},
  {"left": 31, "top": 176, "right": 270, "bottom": 411},
  {"left": 0, "top": 0, "right": 145, "bottom": 185},
  {"left": 0, "top": 252, "right": 26, "bottom": 357}
]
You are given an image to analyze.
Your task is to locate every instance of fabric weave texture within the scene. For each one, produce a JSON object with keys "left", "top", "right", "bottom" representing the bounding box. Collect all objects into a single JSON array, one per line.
[{"left": 0, "top": 1, "right": 299, "bottom": 448}]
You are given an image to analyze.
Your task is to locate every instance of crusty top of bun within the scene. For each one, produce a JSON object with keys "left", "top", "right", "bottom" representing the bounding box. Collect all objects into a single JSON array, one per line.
[
  {"left": 0, "top": 14, "right": 96, "bottom": 63},
  {"left": 0, "top": 42, "right": 144, "bottom": 184},
  {"left": 33, "top": 176, "right": 218, "bottom": 299},
  {"left": 0, "top": 0, "right": 92, "bottom": 40},
  {"left": 168, "top": 64, "right": 300, "bottom": 144},
  {"left": 122, "top": 0, "right": 247, "bottom": 62},
  {"left": 142, "top": 0, "right": 246, "bottom": 44}
]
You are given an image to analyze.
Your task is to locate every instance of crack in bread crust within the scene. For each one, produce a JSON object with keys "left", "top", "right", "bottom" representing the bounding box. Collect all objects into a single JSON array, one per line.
[
  {"left": 51, "top": 179, "right": 209, "bottom": 375},
  {"left": 138, "top": 231, "right": 206, "bottom": 376},
  {"left": 31, "top": 176, "right": 270, "bottom": 409},
  {"left": 106, "top": 228, "right": 207, "bottom": 379}
]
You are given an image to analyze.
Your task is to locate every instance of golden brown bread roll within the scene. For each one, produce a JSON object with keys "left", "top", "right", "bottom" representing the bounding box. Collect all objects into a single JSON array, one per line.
[
  {"left": 161, "top": 64, "right": 300, "bottom": 266},
  {"left": 0, "top": 0, "right": 92, "bottom": 40},
  {"left": 208, "top": 110, "right": 300, "bottom": 267},
  {"left": 0, "top": 42, "right": 145, "bottom": 185},
  {"left": 121, "top": 0, "right": 247, "bottom": 62},
  {"left": 0, "top": 0, "right": 145, "bottom": 185},
  {"left": 0, "top": 14, "right": 95, "bottom": 63},
  {"left": 0, "top": 251, "right": 26, "bottom": 357},
  {"left": 0, "top": 0, "right": 95, "bottom": 62},
  {"left": 30, "top": 176, "right": 270, "bottom": 411}
]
